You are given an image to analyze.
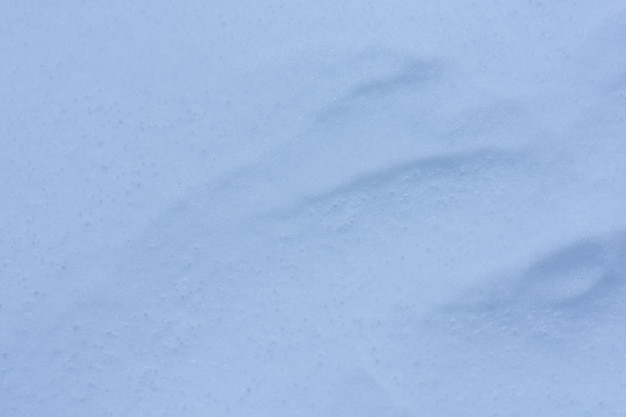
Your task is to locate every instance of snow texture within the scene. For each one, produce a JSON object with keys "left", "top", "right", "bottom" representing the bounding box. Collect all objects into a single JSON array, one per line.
[{"left": 2, "top": 1, "right": 626, "bottom": 416}]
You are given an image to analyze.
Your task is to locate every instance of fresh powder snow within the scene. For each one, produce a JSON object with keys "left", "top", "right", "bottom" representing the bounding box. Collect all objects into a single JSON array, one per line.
[{"left": 2, "top": 1, "right": 626, "bottom": 416}]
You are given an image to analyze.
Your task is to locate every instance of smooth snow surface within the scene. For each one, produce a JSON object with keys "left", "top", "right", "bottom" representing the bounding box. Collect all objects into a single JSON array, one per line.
[{"left": 2, "top": 1, "right": 626, "bottom": 416}]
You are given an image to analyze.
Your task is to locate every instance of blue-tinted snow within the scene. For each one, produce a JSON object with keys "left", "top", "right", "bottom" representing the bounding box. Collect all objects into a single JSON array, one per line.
[{"left": 2, "top": 1, "right": 626, "bottom": 416}]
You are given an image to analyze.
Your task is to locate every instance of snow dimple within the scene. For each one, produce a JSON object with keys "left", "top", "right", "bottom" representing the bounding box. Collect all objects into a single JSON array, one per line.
[
  {"left": 527, "top": 233, "right": 625, "bottom": 311},
  {"left": 344, "top": 59, "right": 440, "bottom": 100},
  {"left": 276, "top": 147, "right": 518, "bottom": 215},
  {"left": 520, "top": 240, "right": 612, "bottom": 306},
  {"left": 314, "top": 57, "right": 443, "bottom": 123},
  {"left": 443, "top": 232, "right": 626, "bottom": 331}
]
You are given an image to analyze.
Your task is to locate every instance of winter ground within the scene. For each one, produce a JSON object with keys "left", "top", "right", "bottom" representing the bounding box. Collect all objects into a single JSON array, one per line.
[{"left": 2, "top": 1, "right": 626, "bottom": 416}]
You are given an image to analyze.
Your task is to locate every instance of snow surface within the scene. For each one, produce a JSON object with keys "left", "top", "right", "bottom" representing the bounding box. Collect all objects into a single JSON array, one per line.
[{"left": 2, "top": 1, "right": 626, "bottom": 416}]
